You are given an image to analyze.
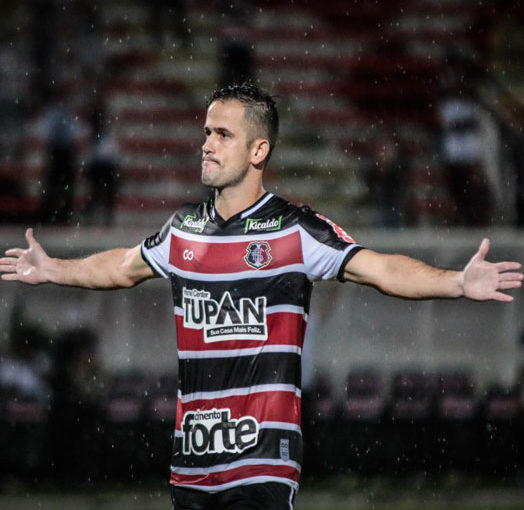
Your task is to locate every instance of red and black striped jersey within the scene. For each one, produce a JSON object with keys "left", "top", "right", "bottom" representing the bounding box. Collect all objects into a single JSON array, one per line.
[{"left": 141, "top": 192, "right": 363, "bottom": 493}]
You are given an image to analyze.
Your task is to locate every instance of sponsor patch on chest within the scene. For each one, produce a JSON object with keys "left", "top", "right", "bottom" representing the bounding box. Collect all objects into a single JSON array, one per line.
[
  {"left": 182, "top": 408, "right": 259, "bottom": 455},
  {"left": 182, "top": 287, "right": 268, "bottom": 342}
]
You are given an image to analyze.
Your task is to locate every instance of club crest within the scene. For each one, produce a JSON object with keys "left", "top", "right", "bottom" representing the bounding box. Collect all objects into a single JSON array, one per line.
[{"left": 244, "top": 241, "right": 272, "bottom": 270}]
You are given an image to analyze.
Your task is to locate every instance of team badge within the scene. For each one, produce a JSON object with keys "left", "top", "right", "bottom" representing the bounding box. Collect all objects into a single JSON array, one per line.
[{"left": 244, "top": 241, "right": 272, "bottom": 270}]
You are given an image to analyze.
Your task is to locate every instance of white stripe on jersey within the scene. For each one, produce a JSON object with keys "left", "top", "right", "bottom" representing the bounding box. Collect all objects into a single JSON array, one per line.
[
  {"left": 169, "top": 263, "right": 307, "bottom": 281},
  {"left": 266, "top": 304, "right": 306, "bottom": 318},
  {"left": 299, "top": 227, "right": 360, "bottom": 281},
  {"left": 178, "top": 345, "right": 302, "bottom": 360},
  {"left": 174, "top": 304, "right": 306, "bottom": 318},
  {"left": 259, "top": 421, "right": 302, "bottom": 435},
  {"left": 171, "top": 457, "right": 301, "bottom": 476},
  {"left": 141, "top": 248, "right": 169, "bottom": 278},
  {"left": 179, "top": 384, "right": 301, "bottom": 403},
  {"left": 175, "top": 476, "right": 299, "bottom": 493},
  {"left": 171, "top": 223, "right": 301, "bottom": 243},
  {"left": 240, "top": 192, "right": 275, "bottom": 219},
  {"left": 169, "top": 264, "right": 306, "bottom": 282}
]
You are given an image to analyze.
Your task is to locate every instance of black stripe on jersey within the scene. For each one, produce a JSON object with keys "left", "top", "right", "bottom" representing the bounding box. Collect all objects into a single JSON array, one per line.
[
  {"left": 172, "top": 428, "right": 303, "bottom": 468},
  {"left": 336, "top": 245, "right": 366, "bottom": 282},
  {"left": 144, "top": 212, "right": 175, "bottom": 249},
  {"left": 171, "top": 273, "right": 312, "bottom": 312},
  {"left": 179, "top": 352, "right": 301, "bottom": 395}
]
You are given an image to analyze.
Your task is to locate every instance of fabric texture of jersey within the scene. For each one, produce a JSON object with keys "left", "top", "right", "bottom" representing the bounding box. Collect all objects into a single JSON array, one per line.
[{"left": 141, "top": 192, "right": 363, "bottom": 493}]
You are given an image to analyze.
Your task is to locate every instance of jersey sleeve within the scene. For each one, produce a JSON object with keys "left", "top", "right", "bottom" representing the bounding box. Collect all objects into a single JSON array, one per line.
[
  {"left": 298, "top": 208, "right": 364, "bottom": 282},
  {"left": 141, "top": 213, "right": 175, "bottom": 279}
]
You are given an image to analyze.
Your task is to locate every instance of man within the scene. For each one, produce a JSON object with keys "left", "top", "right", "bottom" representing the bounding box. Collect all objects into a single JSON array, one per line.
[{"left": 1, "top": 83, "right": 522, "bottom": 509}]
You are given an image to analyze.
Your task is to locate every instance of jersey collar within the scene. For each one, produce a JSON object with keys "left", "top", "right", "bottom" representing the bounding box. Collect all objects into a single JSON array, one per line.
[{"left": 209, "top": 192, "right": 274, "bottom": 226}]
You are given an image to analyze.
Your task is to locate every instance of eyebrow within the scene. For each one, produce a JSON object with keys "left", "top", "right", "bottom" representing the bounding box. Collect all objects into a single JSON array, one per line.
[{"left": 204, "top": 126, "right": 234, "bottom": 137}]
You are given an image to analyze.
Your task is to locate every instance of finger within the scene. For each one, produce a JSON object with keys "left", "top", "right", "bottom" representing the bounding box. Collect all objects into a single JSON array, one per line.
[
  {"left": 1, "top": 273, "right": 21, "bottom": 281},
  {"left": 0, "top": 257, "right": 19, "bottom": 265},
  {"left": 477, "top": 238, "right": 490, "bottom": 261},
  {"left": 491, "top": 291, "right": 514, "bottom": 303},
  {"left": 498, "top": 272, "right": 523, "bottom": 282},
  {"left": 0, "top": 263, "right": 17, "bottom": 272},
  {"left": 4, "top": 248, "right": 24, "bottom": 257},
  {"left": 498, "top": 280, "right": 522, "bottom": 290},
  {"left": 495, "top": 261, "right": 522, "bottom": 272}
]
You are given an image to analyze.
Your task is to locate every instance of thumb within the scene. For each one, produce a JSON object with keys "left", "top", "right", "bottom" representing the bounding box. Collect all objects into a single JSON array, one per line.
[
  {"left": 25, "top": 227, "right": 37, "bottom": 248},
  {"left": 476, "top": 238, "right": 490, "bottom": 261}
]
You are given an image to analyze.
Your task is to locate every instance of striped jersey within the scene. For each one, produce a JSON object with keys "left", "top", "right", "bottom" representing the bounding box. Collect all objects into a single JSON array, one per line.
[{"left": 141, "top": 192, "right": 363, "bottom": 493}]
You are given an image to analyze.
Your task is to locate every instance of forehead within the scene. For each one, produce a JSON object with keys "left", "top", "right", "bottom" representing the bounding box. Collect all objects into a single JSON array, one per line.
[{"left": 205, "top": 99, "right": 247, "bottom": 128}]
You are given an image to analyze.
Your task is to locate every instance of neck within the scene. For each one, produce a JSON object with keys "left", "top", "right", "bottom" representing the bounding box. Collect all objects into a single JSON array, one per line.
[{"left": 214, "top": 182, "right": 267, "bottom": 221}]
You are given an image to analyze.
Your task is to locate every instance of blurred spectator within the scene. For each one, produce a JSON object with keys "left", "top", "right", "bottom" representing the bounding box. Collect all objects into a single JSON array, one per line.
[
  {"left": 48, "top": 328, "right": 104, "bottom": 482},
  {"left": 218, "top": 1, "right": 254, "bottom": 87},
  {"left": 487, "top": 17, "right": 524, "bottom": 225},
  {"left": 39, "top": 87, "right": 80, "bottom": 224},
  {"left": 85, "top": 98, "right": 121, "bottom": 225},
  {"left": 75, "top": 0, "right": 105, "bottom": 95},
  {"left": 0, "top": 38, "right": 28, "bottom": 161},
  {"left": 148, "top": 0, "right": 191, "bottom": 49},
  {"left": 366, "top": 130, "right": 409, "bottom": 228},
  {"left": 28, "top": 0, "right": 57, "bottom": 107},
  {"left": 0, "top": 323, "right": 52, "bottom": 402},
  {"left": 437, "top": 51, "right": 500, "bottom": 226}
]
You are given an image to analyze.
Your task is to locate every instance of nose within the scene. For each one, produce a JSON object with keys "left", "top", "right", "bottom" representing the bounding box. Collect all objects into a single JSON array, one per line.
[{"left": 202, "top": 135, "right": 213, "bottom": 155}]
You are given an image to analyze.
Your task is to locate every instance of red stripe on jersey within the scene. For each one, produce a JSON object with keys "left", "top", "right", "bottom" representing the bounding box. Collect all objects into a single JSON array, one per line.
[
  {"left": 169, "top": 230, "right": 303, "bottom": 273},
  {"left": 175, "top": 312, "right": 306, "bottom": 351},
  {"left": 175, "top": 391, "right": 302, "bottom": 429},
  {"left": 170, "top": 463, "right": 300, "bottom": 487}
]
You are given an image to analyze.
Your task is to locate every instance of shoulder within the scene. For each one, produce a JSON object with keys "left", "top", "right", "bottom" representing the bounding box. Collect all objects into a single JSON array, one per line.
[
  {"left": 144, "top": 201, "right": 207, "bottom": 249},
  {"left": 297, "top": 205, "right": 357, "bottom": 245}
]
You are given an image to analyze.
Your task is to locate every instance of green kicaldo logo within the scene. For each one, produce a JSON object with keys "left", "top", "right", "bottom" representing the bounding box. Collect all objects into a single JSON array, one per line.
[
  {"left": 244, "top": 216, "right": 282, "bottom": 233},
  {"left": 181, "top": 215, "right": 208, "bottom": 233}
]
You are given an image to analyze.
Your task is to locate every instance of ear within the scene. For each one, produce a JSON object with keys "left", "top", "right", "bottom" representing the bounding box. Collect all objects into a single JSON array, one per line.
[{"left": 250, "top": 139, "right": 271, "bottom": 167}]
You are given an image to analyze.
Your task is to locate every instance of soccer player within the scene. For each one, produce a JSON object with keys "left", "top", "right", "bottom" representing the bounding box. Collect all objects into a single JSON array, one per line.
[{"left": 1, "top": 83, "right": 522, "bottom": 510}]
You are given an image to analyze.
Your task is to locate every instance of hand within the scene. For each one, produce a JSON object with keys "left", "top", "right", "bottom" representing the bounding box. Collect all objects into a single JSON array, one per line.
[
  {"left": 0, "top": 228, "right": 51, "bottom": 285},
  {"left": 462, "top": 238, "right": 523, "bottom": 302}
]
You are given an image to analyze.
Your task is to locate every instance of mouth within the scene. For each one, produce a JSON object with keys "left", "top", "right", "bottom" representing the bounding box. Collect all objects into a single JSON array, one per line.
[{"left": 202, "top": 156, "right": 220, "bottom": 165}]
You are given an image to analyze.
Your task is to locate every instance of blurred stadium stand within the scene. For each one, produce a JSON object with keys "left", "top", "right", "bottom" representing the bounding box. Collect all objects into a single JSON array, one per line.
[
  {"left": 0, "top": 0, "right": 522, "bottom": 228},
  {"left": 1, "top": 0, "right": 524, "bottom": 488}
]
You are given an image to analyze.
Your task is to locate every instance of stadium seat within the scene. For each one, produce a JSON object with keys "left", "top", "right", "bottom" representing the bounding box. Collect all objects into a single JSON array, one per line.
[
  {"left": 434, "top": 370, "right": 480, "bottom": 473},
  {"left": 385, "top": 369, "right": 437, "bottom": 475},
  {"left": 302, "top": 374, "right": 341, "bottom": 478},
  {"left": 101, "top": 370, "right": 149, "bottom": 481},
  {"left": 341, "top": 368, "right": 388, "bottom": 475},
  {"left": 143, "top": 373, "right": 179, "bottom": 477},
  {"left": 479, "top": 384, "right": 521, "bottom": 475},
  {"left": 3, "top": 392, "right": 49, "bottom": 479}
]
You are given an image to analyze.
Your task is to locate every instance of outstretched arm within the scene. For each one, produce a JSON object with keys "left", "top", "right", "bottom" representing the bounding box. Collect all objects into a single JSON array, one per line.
[
  {"left": 344, "top": 238, "right": 522, "bottom": 302},
  {"left": 0, "top": 228, "right": 156, "bottom": 289}
]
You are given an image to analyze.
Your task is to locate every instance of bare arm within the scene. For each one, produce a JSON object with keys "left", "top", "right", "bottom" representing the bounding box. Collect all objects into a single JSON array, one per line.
[
  {"left": 0, "top": 228, "right": 156, "bottom": 289},
  {"left": 344, "top": 238, "right": 522, "bottom": 302}
]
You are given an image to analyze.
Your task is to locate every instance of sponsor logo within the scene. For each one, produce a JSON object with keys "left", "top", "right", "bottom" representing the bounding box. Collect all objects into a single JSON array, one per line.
[
  {"left": 280, "top": 438, "right": 290, "bottom": 461},
  {"left": 182, "top": 408, "right": 259, "bottom": 456},
  {"left": 182, "top": 287, "right": 267, "bottom": 342},
  {"left": 244, "top": 216, "right": 283, "bottom": 233},
  {"left": 315, "top": 213, "right": 355, "bottom": 243},
  {"left": 244, "top": 241, "right": 272, "bottom": 270},
  {"left": 181, "top": 215, "right": 208, "bottom": 233}
]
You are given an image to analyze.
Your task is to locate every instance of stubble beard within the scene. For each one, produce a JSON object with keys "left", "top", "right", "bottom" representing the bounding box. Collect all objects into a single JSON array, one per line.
[{"left": 201, "top": 161, "right": 250, "bottom": 192}]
